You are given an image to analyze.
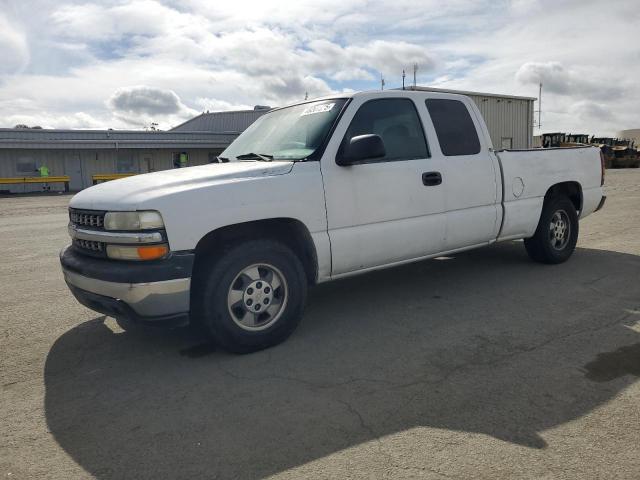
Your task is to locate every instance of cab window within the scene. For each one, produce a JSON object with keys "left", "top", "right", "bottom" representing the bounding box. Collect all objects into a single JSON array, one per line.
[
  {"left": 342, "top": 98, "right": 429, "bottom": 162},
  {"left": 425, "top": 99, "right": 481, "bottom": 156}
]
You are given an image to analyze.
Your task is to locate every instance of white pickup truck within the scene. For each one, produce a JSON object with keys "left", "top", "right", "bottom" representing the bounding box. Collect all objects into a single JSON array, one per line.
[{"left": 61, "top": 90, "right": 606, "bottom": 352}]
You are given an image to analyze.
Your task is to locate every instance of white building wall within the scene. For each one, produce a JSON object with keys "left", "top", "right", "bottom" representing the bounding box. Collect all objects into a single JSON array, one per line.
[{"left": 466, "top": 94, "right": 534, "bottom": 149}]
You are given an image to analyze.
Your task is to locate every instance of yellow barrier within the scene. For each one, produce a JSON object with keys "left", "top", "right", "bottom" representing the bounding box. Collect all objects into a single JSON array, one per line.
[
  {"left": 0, "top": 176, "right": 70, "bottom": 191},
  {"left": 92, "top": 173, "right": 136, "bottom": 184}
]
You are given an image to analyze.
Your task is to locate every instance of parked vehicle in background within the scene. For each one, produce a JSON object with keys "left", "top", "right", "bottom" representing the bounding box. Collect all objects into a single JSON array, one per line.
[
  {"left": 60, "top": 90, "right": 606, "bottom": 353},
  {"left": 596, "top": 137, "right": 640, "bottom": 169},
  {"left": 543, "top": 133, "right": 639, "bottom": 169},
  {"left": 542, "top": 133, "right": 590, "bottom": 148}
]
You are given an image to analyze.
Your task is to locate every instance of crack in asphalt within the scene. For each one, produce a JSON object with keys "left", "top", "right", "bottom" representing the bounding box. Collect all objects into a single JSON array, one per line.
[{"left": 335, "top": 398, "right": 398, "bottom": 479}]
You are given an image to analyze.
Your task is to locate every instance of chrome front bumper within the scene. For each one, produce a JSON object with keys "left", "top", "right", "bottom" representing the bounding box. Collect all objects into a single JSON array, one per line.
[
  {"left": 60, "top": 245, "right": 193, "bottom": 324},
  {"left": 62, "top": 269, "right": 191, "bottom": 318}
]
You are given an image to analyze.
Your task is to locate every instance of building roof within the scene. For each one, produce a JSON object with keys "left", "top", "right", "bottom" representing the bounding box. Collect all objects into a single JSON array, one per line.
[
  {"left": 0, "top": 128, "right": 238, "bottom": 150},
  {"left": 171, "top": 109, "right": 270, "bottom": 133},
  {"left": 405, "top": 85, "right": 537, "bottom": 101}
]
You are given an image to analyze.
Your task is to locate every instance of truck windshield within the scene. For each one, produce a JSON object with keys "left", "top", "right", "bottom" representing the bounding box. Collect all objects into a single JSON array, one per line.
[{"left": 222, "top": 99, "right": 347, "bottom": 161}]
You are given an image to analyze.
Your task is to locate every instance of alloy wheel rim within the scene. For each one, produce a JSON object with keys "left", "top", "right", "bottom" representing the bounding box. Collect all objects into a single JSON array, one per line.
[
  {"left": 549, "top": 209, "right": 571, "bottom": 251},
  {"left": 227, "top": 263, "right": 288, "bottom": 331}
]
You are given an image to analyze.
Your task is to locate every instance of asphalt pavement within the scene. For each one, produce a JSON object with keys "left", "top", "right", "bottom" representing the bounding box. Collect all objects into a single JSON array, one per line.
[{"left": 1, "top": 170, "right": 639, "bottom": 479}]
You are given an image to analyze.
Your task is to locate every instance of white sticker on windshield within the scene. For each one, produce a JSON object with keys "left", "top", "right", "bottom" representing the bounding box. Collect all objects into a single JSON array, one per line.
[{"left": 301, "top": 103, "right": 335, "bottom": 116}]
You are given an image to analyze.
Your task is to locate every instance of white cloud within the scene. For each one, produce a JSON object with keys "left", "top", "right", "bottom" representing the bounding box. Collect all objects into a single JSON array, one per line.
[
  {"left": 108, "top": 85, "right": 194, "bottom": 116},
  {"left": 4, "top": 111, "right": 106, "bottom": 130},
  {"left": 516, "top": 61, "right": 622, "bottom": 100},
  {"left": 0, "top": 14, "right": 29, "bottom": 74},
  {"left": 569, "top": 101, "right": 614, "bottom": 123},
  {"left": 107, "top": 85, "right": 198, "bottom": 128},
  {"left": 51, "top": 0, "right": 196, "bottom": 40},
  {"left": 516, "top": 62, "right": 570, "bottom": 94},
  {"left": 194, "top": 98, "right": 254, "bottom": 112}
]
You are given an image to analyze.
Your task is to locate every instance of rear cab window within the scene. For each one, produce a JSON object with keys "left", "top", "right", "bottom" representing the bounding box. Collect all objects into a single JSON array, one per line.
[{"left": 425, "top": 99, "right": 481, "bottom": 156}]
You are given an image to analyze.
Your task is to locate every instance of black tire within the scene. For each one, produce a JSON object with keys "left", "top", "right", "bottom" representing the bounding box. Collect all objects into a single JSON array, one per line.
[
  {"left": 524, "top": 195, "right": 579, "bottom": 264},
  {"left": 192, "top": 239, "right": 307, "bottom": 353}
]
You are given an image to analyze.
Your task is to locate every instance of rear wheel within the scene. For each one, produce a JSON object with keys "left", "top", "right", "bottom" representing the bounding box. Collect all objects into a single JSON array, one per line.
[
  {"left": 524, "top": 195, "right": 579, "bottom": 264},
  {"left": 193, "top": 239, "right": 307, "bottom": 353}
]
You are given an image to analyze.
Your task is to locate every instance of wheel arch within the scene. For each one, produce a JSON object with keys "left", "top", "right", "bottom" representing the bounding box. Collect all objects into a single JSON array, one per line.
[
  {"left": 544, "top": 181, "right": 583, "bottom": 214},
  {"left": 192, "top": 218, "right": 319, "bottom": 288}
]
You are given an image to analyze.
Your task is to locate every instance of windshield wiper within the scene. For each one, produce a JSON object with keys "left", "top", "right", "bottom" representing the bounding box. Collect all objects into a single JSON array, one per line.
[
  {"left": 235, "top": 152, "right": 274, "bottom": 162},
  {"left": 214, "top": 156, "right": 229, "bottom": 163}
]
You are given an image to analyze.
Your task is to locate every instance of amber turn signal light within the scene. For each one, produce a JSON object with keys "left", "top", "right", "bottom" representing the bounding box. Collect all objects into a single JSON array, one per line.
[
  {"left": 136, "top": 245, "right": 169, "bottom": 260},
  {"left": 106, "top": 243, "right": 169, "bottom": 261}
]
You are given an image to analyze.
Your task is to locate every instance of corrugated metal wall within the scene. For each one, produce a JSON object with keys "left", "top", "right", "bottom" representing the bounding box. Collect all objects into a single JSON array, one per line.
[
  {"left": 0, "top": 148, "right": 222, "bottom": 193},
  {"left": 466, "top": 94, "right": 534, "bottom": 149},
  {"left": 0, "top": 149, "right": 67, "bottom": 193}
]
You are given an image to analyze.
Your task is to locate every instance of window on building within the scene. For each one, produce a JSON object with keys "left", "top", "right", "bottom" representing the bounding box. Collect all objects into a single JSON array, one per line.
[
  {"left": 425, "top": 99, "right": 481, "bottom": 156},
  {"left": 342, "top": 98, "right": 429, "bottom": 163},
  {"left": 16, "top": 158, "right": 36, "bottom": 174},
  {"left": 116, "top": 152, "right": 136, "bottom": 173}
]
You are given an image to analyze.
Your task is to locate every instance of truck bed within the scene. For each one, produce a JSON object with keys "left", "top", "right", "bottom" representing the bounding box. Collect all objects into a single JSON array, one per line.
[{"left": 495, "top": 146, "right": 603, "bottom": 241}]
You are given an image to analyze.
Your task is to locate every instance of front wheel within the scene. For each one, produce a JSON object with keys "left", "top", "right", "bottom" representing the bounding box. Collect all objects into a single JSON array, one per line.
[
  {"left": 524, "top": 195, "right": 579, "bottom": 264},
  {"left": 193, "top": 239, "right": 308, "bottom": 353}
]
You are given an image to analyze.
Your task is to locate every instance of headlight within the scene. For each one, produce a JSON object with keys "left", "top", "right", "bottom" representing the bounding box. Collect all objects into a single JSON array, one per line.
[
  {"left": 106, "top": 244, "right": 169, "bottom": 261},
  {"left": 104, "top": 211, "right": 164, "bottom": 231}
]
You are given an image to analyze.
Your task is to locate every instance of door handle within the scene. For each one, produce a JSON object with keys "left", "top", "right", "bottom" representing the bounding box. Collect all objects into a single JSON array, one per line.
[{"left": 422, "top": 171, "right": 442, "bottom": 186}]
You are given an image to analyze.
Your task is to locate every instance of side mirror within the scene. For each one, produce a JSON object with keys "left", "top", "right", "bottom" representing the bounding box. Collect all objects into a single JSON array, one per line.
[{"left": 336, "top": 134, "right": 386, "bottom": 166}]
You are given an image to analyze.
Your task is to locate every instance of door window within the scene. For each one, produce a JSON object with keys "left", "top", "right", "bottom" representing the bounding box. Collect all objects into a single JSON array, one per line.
[
  {"left": 342, "top": 98, "right": 429, "bottom": 162},
  {"left": 425, "top": 99, "right": 481, "bottom": 156}
]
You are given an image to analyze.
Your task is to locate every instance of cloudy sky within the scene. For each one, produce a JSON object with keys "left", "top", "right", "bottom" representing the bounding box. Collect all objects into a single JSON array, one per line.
[{"left": 1, "top": 0, "right": 637, "bottom": 134}]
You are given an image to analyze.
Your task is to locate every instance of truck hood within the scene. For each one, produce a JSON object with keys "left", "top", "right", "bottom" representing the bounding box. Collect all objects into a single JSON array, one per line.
[{"left": 69, "top": 161, "right": 294, "bottom": 211}]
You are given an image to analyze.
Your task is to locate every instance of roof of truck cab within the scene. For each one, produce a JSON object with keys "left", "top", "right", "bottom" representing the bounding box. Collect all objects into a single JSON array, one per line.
[{"left": 295, "top": 89, "right": 473, "bottom": 104}]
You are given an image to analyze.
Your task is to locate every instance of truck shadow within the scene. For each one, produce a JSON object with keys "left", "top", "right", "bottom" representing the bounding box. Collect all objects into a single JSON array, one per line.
[{"left": 44, "top": 243, "right": 640, "bottom": 479}]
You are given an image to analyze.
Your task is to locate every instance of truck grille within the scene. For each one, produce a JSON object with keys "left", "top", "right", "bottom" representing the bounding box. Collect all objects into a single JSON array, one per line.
[
  {"left": 69, "top": 208, "right": 107, "bottom": 257},
  {"left": 69, "top": 209, "right": 105, "bottom": 228},
  {"left": 73, "top": 238, "right": 105, "bottom": 253}
]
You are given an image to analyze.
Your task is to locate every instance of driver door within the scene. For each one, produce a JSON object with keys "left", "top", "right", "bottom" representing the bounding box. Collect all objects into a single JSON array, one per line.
[{"left": 321, "top": 96, "right": 447, "bottom": 276}]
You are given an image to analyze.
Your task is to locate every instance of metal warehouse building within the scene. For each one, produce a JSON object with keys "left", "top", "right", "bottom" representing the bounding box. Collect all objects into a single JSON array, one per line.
[
  {"left": 0, "top": 108, "right": 271, "bottom": 193},
  {"left": 0, "top": 129, "right": 238, "bottom": 193},
  {"left": 171, "top": 108, "right": 270, "bottom": 132},
  {"left": 407, "top": 86, "right": 536, "bottom": 149}
]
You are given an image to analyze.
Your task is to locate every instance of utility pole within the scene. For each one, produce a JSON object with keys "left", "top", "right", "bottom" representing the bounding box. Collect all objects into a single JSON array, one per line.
[
  {"left": 402, "top": 69, "right": 406, "bottom": 90},
  {"left": 381, "top": 73, "right": 385, "bottom": 90},
  {"left": 304, "top": 91, "right": 308, "bottom": 101},
  {"left": 538, "top": 82, "right": 542, "bottom": 131},
  {"left": 413, "top": 63, "right": 418, "bottom": 87}
]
